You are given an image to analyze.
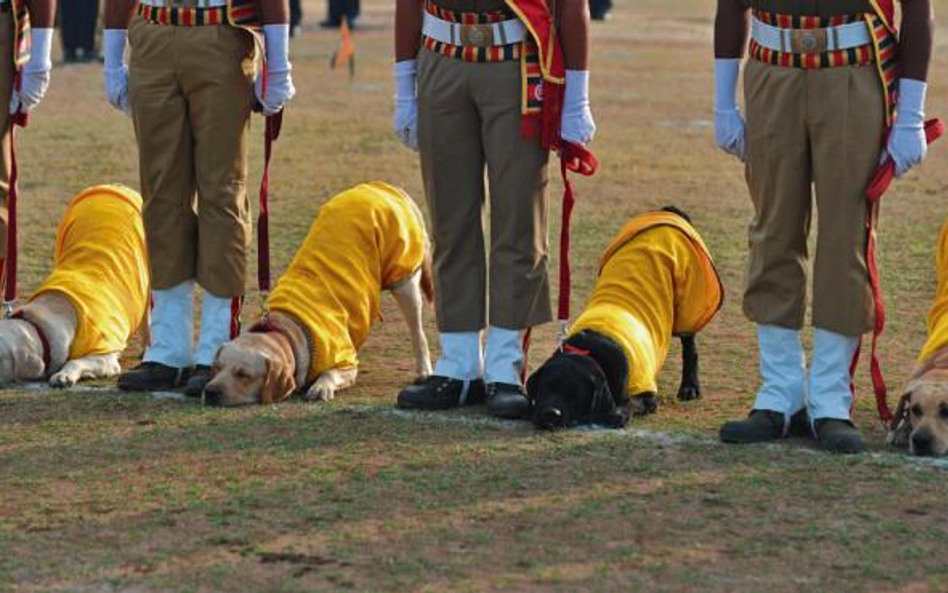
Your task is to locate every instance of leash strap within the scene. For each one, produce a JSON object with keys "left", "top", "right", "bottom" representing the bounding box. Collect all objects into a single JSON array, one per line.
[
  {"left": 557, "top": 141, "right": 598, "bottom": 323},
  {"left": 856, "top": 118, "right": 944, "bottom": 426},
  {"left": 3, "top": 99, "right": 30, "bottom": 317},
  {"left": 257, "top": 110, "right": 283, "bottom": 292}
]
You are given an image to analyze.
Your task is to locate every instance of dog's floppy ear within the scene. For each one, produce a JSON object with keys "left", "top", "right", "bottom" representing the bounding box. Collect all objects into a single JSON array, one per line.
[
  {"left": 888, "top": 387, "right": 914, "bottom": 448},
  {"left": 589, "top": 370, "right": 629, "bottom": 429},
  {"left": 526, "top": 368, "right": 542, "bottom": 410},
  {"left": 15, "top": 349, "right": 46, "bottom": 381},
  {"left": 260, "top": 350, "right": 297, "bottom": 404}
]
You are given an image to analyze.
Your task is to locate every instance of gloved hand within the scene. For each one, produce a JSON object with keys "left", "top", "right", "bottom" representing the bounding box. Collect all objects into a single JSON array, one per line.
[
  {"left": 561, "top": 70, "right": 596, "bottom": 145},
  {"left": 103, "top": 29, "right": 130, "bottom": 115},
  {"left": 10, "top": 28, "right": 53, "bottom": 114},
  {"left": 714, "top": 58, "right": 745, "bottom": 161},
  {"left": 393, "top": 59, "right": 418, "bottom": 151},
  {"left": 887, "top": 78, "right": 927, "bottom": 178},
  {"left": 255, "top": 24, "right": 296, "bottom": 116}
]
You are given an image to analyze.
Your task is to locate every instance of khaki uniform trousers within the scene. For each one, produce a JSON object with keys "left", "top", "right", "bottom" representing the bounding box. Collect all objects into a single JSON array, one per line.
[
  {"left": 417, "top": 48, "right": 551, "bottom": 333},
  {"left": 128, "top": 16, "right": 255, "bottom": 298},
  {"left": 0, "top": 12, "right": 14, "bottom": 282},
  {"left": 743, "top": 59, "right": 884, "bottom": 336}
]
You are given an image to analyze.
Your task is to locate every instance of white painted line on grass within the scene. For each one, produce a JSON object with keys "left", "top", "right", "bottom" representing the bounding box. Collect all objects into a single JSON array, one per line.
[{"left": 368, "top": 406, "right": 948, "bottom": 471}]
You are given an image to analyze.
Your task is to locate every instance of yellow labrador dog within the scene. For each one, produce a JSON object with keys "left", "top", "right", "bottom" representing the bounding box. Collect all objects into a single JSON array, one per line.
[
  {"left": 204, "top": 182, "right": 432, "bottom": 406},
  {"left": 890, "top": 222, "right": 948, "bottom": 456},
  {"left": 0, "top": 185, "right": 150, "bottom": 388}
]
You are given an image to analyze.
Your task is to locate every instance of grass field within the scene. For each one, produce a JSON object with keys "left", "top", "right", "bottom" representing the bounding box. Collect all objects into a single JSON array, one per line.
[{"left": 3, "top": 0, "right": 948, "bottom": 590}]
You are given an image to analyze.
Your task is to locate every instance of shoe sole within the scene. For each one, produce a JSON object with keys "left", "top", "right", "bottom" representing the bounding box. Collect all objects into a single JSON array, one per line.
[{"left": 396, "top": 397, "right": 458, "bottom": 411}]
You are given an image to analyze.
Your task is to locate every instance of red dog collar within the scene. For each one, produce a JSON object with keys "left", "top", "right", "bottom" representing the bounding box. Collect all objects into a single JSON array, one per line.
[
  {"left": 562, "top": 344, "right": 591, "bottom": 357},
  {"left": 10, "top": 311, "right": 51, "bottom": 371}
]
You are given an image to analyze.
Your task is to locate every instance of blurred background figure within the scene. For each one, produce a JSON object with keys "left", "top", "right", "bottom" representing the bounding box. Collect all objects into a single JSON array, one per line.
[
  {"left": 590, "top": 0, "right": 612, "bottom": 21},
  {"left": 290, "top": 0, "right": 303, "bottom": 37},
  {"left": 321, "top": 0, "right": 359, "bottom": 29},
  {"left": 60, "top": 0, "right": 100, "bottom": 63}
]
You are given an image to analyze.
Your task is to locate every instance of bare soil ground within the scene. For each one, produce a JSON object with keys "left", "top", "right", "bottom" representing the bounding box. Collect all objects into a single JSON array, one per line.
[{"left": 2, "top": 0, "right": 948, "bottom": 591}]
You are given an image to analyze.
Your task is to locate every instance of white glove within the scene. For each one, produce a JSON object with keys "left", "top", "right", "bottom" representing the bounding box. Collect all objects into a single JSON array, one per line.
[
  {"left": 255, "top": 24, "right": 296, "bottom": 116},
  {"left": 10, "top": 28, "right": 52, "bottom": 114},
  {"left": 560, "top": 70, "right": 596, "bottom": 145},
  {"left": 887, "top": 78, "right": 927, "bottom": 178},
  {"left": 714, "top": 58, "right": 745, "bottom": 161},
  {"left": 103, "top": 29, "right": 130, "bottom": 115},
  {"left": 393, "top": 59, "right": 418, "bottom": 151}
]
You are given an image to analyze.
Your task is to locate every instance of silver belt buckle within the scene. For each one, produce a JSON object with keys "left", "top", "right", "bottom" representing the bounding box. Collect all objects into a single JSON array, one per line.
[
  {"left": 460, "top": 24, "right": 495, "bottom": 48},
  {"left": 790, "top": 29, "right": 828, "bottom": 53}
]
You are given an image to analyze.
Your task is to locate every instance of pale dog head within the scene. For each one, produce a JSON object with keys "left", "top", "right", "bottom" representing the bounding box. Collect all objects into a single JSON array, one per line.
[
  {"left": 890, "top": 378, "right": 948, "bottom": 457},
  {"left": 203, "top": 332, "right": 297, "bottom": 407}
]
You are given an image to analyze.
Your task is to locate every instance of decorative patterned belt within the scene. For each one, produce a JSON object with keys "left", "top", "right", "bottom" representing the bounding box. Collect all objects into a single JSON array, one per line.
[
  {"left": 422, "top": 2, "right": 521, "bottom": 62},
  {"left": 749, "top": 11, "right": 875, "bottom": 69},
  {"left": 138, "top": 3, "right": 228, "bottom": 26}
]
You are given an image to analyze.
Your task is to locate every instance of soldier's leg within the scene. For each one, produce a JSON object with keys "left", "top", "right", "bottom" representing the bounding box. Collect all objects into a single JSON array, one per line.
[
  {"left": 179, "top": 25, "right": 255, "bottom": 391},
  {"left": 121, "top": 17, "right": 199, "bottom": 388},
  {"left": 476, "top": 58, "right": 550, "bottom": 418},
  {"left": 721, "top": 61, "right": 811, "bottom": 443},
  {"left": 396, "top": 50, "right": 487, "bottom": 410},
  {"left": 0, "top": 13, "right": 14, "bottom": 293},
  {"left": 807, "top": 64, "right": 884, "bottom": 453}
]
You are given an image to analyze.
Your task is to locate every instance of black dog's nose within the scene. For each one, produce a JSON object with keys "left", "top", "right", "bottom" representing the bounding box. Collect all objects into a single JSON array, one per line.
[
  {"left": 912, "top": 432, "right": 934, "bottom": 456},
  {"left": 536, "top": 407, "right": 565, "bottom": 430},
  {"left": 203, "top": 385, "right": 223, "bottom": 407}
]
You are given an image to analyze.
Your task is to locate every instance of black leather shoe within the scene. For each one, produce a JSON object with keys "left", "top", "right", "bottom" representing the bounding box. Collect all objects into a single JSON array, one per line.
[
  {"left": 719, "top": 409, "right": 786, "bottom": 444},
  {"left": 486, "top": 383, "right": 529, "bottom": 419},
  {"left": 118, "top": 362, "right": 191, "bottom": 392},
  {"left": 815, "top": 419, "right": 865, "bottom": 454},
  {"left": 184, "top": 365, "right": 213, "bottom": 398},
  {"left": 397, "top": 376, "right": 485, "bottom": 410}
]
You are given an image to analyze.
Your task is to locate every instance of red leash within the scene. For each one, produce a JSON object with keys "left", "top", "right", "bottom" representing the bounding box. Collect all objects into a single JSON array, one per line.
[
  {"left": 557, "top": 141, "right": 598, "bottom": 323},
  {"left": 257, "top": 110, "right": 283, "bottom": 292},
  {"left": 519, "top": 141, "right": 598, "bottom": 384},
  {"left": 3, "top": 107, "right": 29, "bottom": 316},
  {"left": 856, "top": 118, "right": 944, "bottom": 426}
]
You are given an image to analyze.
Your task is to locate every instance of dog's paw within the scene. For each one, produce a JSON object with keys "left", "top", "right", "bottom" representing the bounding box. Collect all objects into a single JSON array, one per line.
[
  {"left": 677, "top": 384, "right": 701, "bottom": 401},
  {"left": 629, "top": 394, "right": 658, "bottom": 417},
  {"left": 49, "top": 370, "right": 79, "bottom": 389},
  {"left": 305, "top": 379, "right": 336, "bottom": 402}
]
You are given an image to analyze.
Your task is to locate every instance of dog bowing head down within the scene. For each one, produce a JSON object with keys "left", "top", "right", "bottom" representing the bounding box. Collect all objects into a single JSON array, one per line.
[
  {"left": 890, "top": 378, "right": 948, "bottom": 457},
  {"left": 528, "top": 331, "right": 634, "bottom": 430},
  {"left": 205, "top": 330, "right": 297, "bottom": 407}
]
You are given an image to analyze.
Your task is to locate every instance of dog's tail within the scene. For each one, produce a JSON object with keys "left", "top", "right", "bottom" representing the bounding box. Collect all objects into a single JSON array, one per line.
[
  {"left": 399, "top": 187, "right": 436, "bottom": 305},
  {"left": 661, "top": 205, "right": 692, "bottom": 224},
  {"left": 420, "top": 251, "right": 435, "bottom": 304}
]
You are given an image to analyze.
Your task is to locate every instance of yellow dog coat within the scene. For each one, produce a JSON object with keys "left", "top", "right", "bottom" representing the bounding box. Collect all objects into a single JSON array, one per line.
[
  {"left": 30, "top": 185, "right": 150, "bottom": 359},
  {"left": 569, "top": 211, "right": 723, "bottom": 396},
  {"left": 919, "top": 220, "right": 948, "bottom": 363},
  {"left": 266, "top": 182, "right": 427, "bottom": 384}
]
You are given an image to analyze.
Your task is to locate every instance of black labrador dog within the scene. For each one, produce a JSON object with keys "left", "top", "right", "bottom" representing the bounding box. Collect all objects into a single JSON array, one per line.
[
  {"left": 527, "top": 206, "right": 708, "bottom": 430},
  {"left": 527, "top": 330, "right": 700, "bottom": 430}
]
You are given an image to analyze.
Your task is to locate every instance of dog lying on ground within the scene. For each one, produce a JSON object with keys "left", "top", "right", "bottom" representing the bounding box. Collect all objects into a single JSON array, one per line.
[
  {"left": 890, "top": 221, "right": 948, "bottom": 456},
  {"left": 527, "top": 207, "right": 723, "bottom": 429},
  {"left": 204, "top": 181, "right": 433, "bottom": 406},
  {"left": 0, "top": 185, "right": 150, "bottom": 387}
]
